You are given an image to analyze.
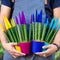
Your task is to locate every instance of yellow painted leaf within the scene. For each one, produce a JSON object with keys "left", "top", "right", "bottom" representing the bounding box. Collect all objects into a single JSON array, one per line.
[
  {"left": 11, "top": 18, "right": 16, "bottom": 27},
  {"left": 15, "top": 45, "right": 21, "bottom": 52},
  {"left": 0, "top": 24, "right": 4, "bottom": 31},
  {"left": 3, "top": 16, "right": 12, "bottom": 30}
]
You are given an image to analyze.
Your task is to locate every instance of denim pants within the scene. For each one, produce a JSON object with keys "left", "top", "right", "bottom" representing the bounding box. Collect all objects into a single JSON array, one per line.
[{"left": 3, "top": 51, "right": 55, "bottom": 60}]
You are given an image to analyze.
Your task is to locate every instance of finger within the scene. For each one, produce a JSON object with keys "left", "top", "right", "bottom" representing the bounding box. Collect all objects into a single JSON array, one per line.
[
  {"left": 11, "top": 52, "right": 21, "bottom": 58},
  {"left": 11, "top": 43, "right": 18, "bottom": 46},
  {"left": 43, "top": 54, "right": 47, "bottom": 57},
  {"left": 35, "top": 52, "right": 45, "bottom": 56},
  {"left": 41, "top": 49, "right": 53, "bottom": 57},
  {"left": 12, "top": 52, "right": 25, "bottom": 57},
  {"left": 11, "top": 47, "right": 21, "bottom": 54},
  {"left": 35, "top": 52, "right": 45, "bottom": 54},
  {"left": 10, "top": 53, "right": 18, "bottom": 58},
  {"left": 12, "top": 49, "right": 26, "bottom": 56},
  {"left": 44, "top": 49, "right": 53, "bottom": 56},
  {"left": 13, "top": 55, "right": 17, "bottom": 58},
  {"left": 11, "top": 49, "right": 20, "bottom": 55},
  {"left": 14, "top": 52, "right": 26, "bottom": 56},
  {"left": 13, "top": 53, "right": 21, "bottom": 56},
  {"left": 19, "top": 52, "right": 26, "bottom": 56},
  {"left": 42, "top": 45, "right": 50, "bottom": 49},
  {"left": 35, "top": 51, "right": 50, "bottom": 57}
]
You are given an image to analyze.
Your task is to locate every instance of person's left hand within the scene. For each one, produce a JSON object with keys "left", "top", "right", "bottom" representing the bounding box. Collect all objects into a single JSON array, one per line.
[{"left": 35, "top": 44, "right": 58, "bottom": 57}]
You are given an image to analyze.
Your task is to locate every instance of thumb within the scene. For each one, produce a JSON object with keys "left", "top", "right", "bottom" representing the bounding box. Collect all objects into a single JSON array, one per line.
[
  {"left": 42, "top": 45, "right": 50, "bottom": 49},
  {"left": 11, "top": 42, "right": 18, "bottom": 46}
]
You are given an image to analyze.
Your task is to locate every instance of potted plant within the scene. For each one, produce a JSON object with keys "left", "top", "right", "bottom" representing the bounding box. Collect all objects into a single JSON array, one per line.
[
  {"left": 31, "top": 10, "right": 60, "bottom": 53},
  {"left": 1, "top": 10, "right": 60, "bottom": 55},
  {"left": 16, "top": 11, "right": 31, "bottom": 54},
  {"left": 2, "top": 11, "right": 32, "bottom": 54},
  {"left": 32, "top": 10, "right": 45, "bottom": 53}
]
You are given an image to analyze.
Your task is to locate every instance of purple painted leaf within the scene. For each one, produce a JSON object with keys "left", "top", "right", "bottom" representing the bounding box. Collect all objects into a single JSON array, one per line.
[
  {"left": 30, "top": 15, "right": 32, "bottom": 24},
  {"left": 19, "top": 12, "right": 22, "bottom": 24},
  {"left": 15, "top": 16, "right": 19, "bottom": 24},
  {"left": 22, "top": 11, "right": 26, "bottom": 24}
]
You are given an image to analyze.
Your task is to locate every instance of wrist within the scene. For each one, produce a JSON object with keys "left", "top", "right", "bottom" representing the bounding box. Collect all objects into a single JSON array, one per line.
[
  {"left": 52, "top": 43, "right": 60, "bottom": 52},
  {"left": 2, "top": 42, "right": 8, "bottom": 48}
]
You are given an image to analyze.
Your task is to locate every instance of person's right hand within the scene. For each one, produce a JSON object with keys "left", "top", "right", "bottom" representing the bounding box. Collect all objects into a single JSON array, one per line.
[{"left": 2, "top": 42, "right": 26, "bottom": 58}]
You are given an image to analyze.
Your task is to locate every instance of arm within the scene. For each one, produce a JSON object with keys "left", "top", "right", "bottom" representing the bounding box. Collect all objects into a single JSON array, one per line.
[
  {"left": 35, "top": 1, "right": 60, "bottom": 57},
  {"left": 53, "top": 7, "right": 60, "bottom": 47},
  {"left": 0, "top": 5, "right": 11, "bottom": 44},
  {"left": 0, "top": 1, "right": 25, "bottom": 58},
  {"left": 35, "top": 8, "right": 60, "bottom": 57}
]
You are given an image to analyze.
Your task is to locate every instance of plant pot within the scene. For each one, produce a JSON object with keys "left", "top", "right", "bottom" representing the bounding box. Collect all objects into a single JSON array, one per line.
[
  {"left": 42, "top": 42, "right": 49, "bottom": 51},
  {"left": 18, "top": 41, "right": 31, "bottom": 54},
  {"left": 32, "top": 40, "right": 44, "bottom": 53},
  {"left": 15, "top": 45, "right": 21, "bottom": 52}
]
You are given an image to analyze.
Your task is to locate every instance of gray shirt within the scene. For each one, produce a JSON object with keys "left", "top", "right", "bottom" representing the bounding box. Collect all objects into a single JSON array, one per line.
[{"left": 12, "top": 0, "right": 46, "bottom": 23}]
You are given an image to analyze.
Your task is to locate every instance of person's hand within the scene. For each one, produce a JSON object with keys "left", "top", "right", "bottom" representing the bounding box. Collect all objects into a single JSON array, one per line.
[
  {"left": 35, "top": 44, "right": 58, "bottom": 57},
  {"left": 2, "top": 42, "right": 26, "bottom": 58}
]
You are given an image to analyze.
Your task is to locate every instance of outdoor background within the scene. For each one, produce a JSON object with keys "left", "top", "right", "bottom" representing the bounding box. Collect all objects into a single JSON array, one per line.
[{"left": 0, "top": 0, "right": 60, "bottom": 60}]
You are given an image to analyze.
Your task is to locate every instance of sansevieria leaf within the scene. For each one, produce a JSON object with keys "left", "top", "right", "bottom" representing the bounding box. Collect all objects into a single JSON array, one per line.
[
  {"left": 0, "top": 24, "right": 10, "bottom": 42},
  {"left": 3, "top": 16, "right": 12, "bottom": 30},
  {"left": 11, "top": 18, "right": 16, "bottom": 27}
]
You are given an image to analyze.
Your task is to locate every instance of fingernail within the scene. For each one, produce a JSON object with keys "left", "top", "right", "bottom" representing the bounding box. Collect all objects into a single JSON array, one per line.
[
  {"left": 42, "top": 47, "right": 44, "bottom": 48},
  {"left": 35, "top": 53, "right": 38, "bottom": 54},
  {"left": 24, "top": 54, "right": 26, "bottom": 55},
  {"left": 43, "top": 54, "right": 46, "bottom": 57},
  {"left": 22, "top": 53, "right": 26, "bottom": 55}
]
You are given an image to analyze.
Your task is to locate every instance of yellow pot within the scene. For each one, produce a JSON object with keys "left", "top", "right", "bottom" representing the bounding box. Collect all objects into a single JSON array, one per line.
[{"left": 15, "top": 45, "right": 21, "bottom": 52}]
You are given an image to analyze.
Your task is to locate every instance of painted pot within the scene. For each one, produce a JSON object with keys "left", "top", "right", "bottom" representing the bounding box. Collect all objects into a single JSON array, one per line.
[
  {"left": 18, "top": 41, "right": 31, "bottom": 54},
  {"left": 32, "top": 40, "right": 44, "bottom": 53}
]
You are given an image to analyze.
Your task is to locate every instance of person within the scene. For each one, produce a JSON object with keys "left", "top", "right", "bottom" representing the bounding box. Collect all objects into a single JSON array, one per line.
[{"left": 0, "top": 0, "right": 60, "bottom": 60}]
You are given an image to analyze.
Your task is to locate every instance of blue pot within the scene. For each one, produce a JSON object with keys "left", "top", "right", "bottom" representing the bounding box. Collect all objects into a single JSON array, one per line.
[{"left": 32, "top": 40, "right": 44, "bottom": 53}]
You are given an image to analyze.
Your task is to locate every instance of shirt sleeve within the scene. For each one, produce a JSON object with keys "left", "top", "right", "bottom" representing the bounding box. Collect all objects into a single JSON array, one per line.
[
  {"left": 53, "top": 0, "right": 60, "bottom": 8},
  {"left": 1, "top": 0, "right": 14, "bottom": 7}
]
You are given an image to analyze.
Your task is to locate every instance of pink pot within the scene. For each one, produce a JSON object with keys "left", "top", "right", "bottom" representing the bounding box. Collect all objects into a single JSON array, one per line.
[{"left": 18, "top": 42, "right": 31, "bottom": 54}]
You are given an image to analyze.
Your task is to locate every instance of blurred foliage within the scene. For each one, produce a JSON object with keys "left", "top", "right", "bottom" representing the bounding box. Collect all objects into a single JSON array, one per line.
[
  {"left": 55, "top": 50, "right": 60, "bottom": 60},
  {"left": 0, "top": 41, "right": 4, "bottom": 54},
  {"left": 0, "top": 41, "right": 3, "bottom": 60}
]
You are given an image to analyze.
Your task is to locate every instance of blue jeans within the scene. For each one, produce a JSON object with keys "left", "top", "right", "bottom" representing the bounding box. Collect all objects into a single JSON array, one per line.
[{"left": 3, "top": 51, "right": 55, "bottom": 60}]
